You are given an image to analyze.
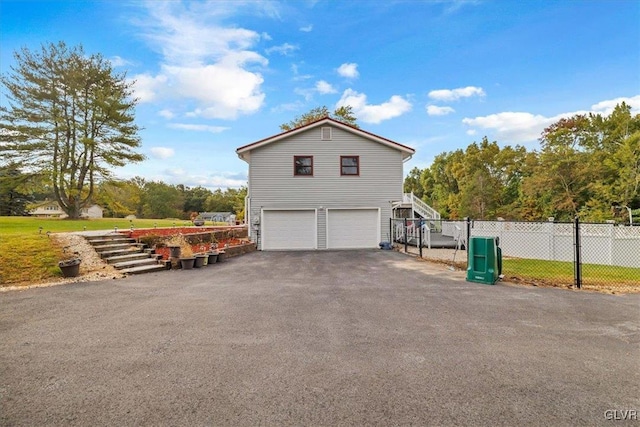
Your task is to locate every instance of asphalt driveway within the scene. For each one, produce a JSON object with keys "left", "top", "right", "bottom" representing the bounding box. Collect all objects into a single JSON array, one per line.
[{"left": 1, "top": 250, "right": 639, "bottom": 426}]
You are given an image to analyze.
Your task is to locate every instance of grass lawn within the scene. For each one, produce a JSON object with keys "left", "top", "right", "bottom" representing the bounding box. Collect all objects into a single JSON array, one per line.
[
  {"left": 503, "top": 258, "right": 640, "bottom": 288},
  {"left": 0, "top": 217, "right": 203, "bottom": 286}
]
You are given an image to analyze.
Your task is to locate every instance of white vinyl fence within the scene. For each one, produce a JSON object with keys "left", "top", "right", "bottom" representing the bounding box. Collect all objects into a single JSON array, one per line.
[{"left": 443, "top": 221, "right": 640, "bottom": 268}]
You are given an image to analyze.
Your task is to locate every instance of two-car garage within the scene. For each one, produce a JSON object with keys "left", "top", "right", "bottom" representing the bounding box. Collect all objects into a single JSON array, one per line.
[{"left": 261, "top": 208, "right": 380, "bottom": 250}]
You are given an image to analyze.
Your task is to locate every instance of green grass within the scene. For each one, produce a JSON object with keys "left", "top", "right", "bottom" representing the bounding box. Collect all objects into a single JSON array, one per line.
[
  {"left": 503, "top": 258, "right": 640, "bottom": 288},
  {"left": 0, "top": 216, "right": 200, "bottom": 286},
  {"left": 0, "top": 216, "right": 195, "bottom": 236}
]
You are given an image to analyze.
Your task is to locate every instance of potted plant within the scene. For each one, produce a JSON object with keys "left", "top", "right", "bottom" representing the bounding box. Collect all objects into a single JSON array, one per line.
[
  {"left": 194, "top": 253, "right": 207, "bottom": 268},
  {"left": 206, "top": 250, "right": 219, "bottom": 265},
  {"left": 58, "top": 247, "right": 81, "bottom": 278},
  {"left": 179, "top": 243, "right": 195, "bottom": 270},
  {"left": 166, "top": 235, "right": 196, "bottom": 269},
  {"left": 165, "top": 235, "right": 185, "bottom": 266}
]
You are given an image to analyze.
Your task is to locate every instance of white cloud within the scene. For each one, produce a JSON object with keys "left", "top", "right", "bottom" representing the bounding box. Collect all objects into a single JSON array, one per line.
[
  {"left": 164, "top": 61, "right": 266, "bottom": 119},
  {"left": 270, "top": 100, "right": 305, "bottom": 113},
  {"left": 294, "top": 87, "right": 314, "bottom": 101},
  {"left": 426, "top": 105, "right": 455, "bottom": 116},
  {"left": 131, "top": 74, "right": 167, "bottom": 103},
  {"left": 265, "top": 43, "right": 298, "bottom": 56},
  {"left": 158, "top": 109, "right": 175, "bottom": 119},
  {"left": 291, "top": 63, "right": 312, "bottom": 81},
  {"left": 162, "top": 170, "right": 247, "bottom": 189},
  {"left": 428, "top": 86, "right": 485, "bottom": 102},
  {"left": 261, "top": 32, "right": 272, "bottom": 41},
  {"left": 315, "top": 80, "right": 337, "bottom": 94},
  {"left": 150, "top": 147, "right": 175, "bottom": 159},
  {"left": 131, "top": 1, "right": 268, "bottom": 118},
  {"left": 336, "top": 89, "right": 412, "bottom": 124},
  {"left": 461, "top": 95, "right": 640, "bottom": 143},
  {"left": 337, "top": 63, "right": 359, "bottom": 79},
  {"left": 168, "top": 123, "right": 230, "bottom": 133},
  {"left": 110, "top": 55, "right": 132, "bottom": 67},
  {"left": 591, "top": 95, "right": 640, "bottom": 114},
  {"left": 299, "top": 24, "right": 313, "bottom": 32},
  {"left": 462, "top": 112, "right": 557, "bottom": 143}
]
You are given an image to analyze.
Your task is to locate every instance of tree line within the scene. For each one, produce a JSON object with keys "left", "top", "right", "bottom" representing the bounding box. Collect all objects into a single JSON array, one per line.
[
  {"left": 404, "top": 103, "right": 639, "bottom": 223},
  {"left": 0, "top": 170, "right": 246, "bottom": 220}
]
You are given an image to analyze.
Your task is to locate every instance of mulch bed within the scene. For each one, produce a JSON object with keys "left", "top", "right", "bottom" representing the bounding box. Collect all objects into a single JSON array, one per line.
[{"left": 120, "top": 226, "right": 251, "bottom": 261}]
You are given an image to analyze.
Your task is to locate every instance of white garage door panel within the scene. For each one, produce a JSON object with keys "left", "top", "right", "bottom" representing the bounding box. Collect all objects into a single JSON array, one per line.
[
  {"left": 327, "top": 209, "right": 379, "bottom": 249},
  {"left": 262, "top": 210, "right": 316, "bottom": 250}
]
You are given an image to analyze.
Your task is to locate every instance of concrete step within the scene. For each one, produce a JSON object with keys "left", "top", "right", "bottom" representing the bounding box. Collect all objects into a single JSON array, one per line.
[
  {"left": 93, "top": 243, "right": 139, "bottom": 252},
  {"left": 84, "top": 234, "right": 128, "bottom": 242},
  {"left": 88, "top": 238, "right": 136, "bottom": 246},
  {"left": 113, "top": 258, "right": 160, "bottom": 270},
  {"left": 119, "top": 264, "right": 167, "bottom": 275},
  {"left": 105, "top": 252, "right": 151, "bottom": 264},
  {"left": 98, "top": 248, "right": 143, "bottom": 258}
]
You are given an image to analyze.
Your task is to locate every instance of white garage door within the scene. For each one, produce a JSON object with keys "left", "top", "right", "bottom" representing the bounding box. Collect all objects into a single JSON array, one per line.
[
  {"left": 327, "top": 209, "right": 379, "bottom": 249},
  {"left": 262, "top": 210, "right": 316, "bottom": 250}
]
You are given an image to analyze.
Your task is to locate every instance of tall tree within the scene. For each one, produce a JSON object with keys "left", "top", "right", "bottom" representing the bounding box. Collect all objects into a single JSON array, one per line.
[
  {"left": 183, "top": 185, "right": 213, "bottom": 214},
  {"left": 141, "top": 181, "right": 185, "bottom": 219},
  {"left": 0, "top": 42, "right": 144, "bottom": 218},
  {"left": 94, "top": 178, "right": 144, "bottom": 218},
  {"left": 0, "top": 163, "right": 34, "bottom": 216},
  {"left": 280, "top": 105, "right": 358, "bottom": 131}
]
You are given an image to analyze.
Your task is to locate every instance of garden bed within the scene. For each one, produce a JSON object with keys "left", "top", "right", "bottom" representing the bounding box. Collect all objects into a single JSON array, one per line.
[{"left": 120, "top": 226, "right": 251, "bottom": 260}]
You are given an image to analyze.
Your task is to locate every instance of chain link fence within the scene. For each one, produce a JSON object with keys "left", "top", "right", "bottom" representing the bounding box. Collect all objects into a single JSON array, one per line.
[{"left": 391, "top": 217, "right": 640, "bottom": 292}]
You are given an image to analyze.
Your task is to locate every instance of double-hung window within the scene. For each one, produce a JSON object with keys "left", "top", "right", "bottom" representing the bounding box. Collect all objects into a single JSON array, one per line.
[
  {"left": 294, "top": 156, "right": 313, "bottom": 176},
  {"left": 340, "top": 156, "right": 359, "bottom": 176}
]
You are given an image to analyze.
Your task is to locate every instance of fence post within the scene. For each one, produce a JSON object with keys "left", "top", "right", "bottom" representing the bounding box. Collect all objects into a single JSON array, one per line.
[
  {"left": 389, "top": 217, "right": 392, "bottom": 244},
  {"left": 404, "top": 218, "right": 408, "bottom": 253},
  {"left": 574, "top": 216, "right": 582, "bottom": 289},
  {"left": 466, "top": 217, "right": 472, "bottom": 267},
  {"left": 419, "top": 219, "right": 423, "bottom": 258}
]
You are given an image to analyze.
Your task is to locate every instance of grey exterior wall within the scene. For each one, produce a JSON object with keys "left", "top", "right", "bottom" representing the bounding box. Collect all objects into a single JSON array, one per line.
[{"left": 246, "top": 124, "right": 405, "bottom": 249}]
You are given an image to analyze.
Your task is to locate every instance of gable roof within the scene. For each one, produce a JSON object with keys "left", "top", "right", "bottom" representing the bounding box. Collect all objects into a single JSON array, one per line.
[{"left": 236, "top": 117, "right": 415, "bottom": 162}]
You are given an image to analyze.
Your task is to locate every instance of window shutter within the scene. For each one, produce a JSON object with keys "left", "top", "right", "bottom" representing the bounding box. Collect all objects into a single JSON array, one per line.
[{"left": 321, "top": 127, "right": 332, "bottom": 140}]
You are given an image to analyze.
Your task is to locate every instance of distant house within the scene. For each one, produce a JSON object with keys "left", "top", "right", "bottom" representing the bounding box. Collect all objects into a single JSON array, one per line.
[
  {"left": 236, "top": 117, "right": 415, "bottom": 250},
  {"left": 30, "top": 201, "right": 104, "bottom": 219},
  {"left": 199, "top": 212, "right": 234, "bottom": 223}
]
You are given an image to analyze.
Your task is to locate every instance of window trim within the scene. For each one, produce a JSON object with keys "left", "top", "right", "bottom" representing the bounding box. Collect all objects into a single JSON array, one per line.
[
  {"left": 294, "top": 155, "right": 314, "bottom": 176},
  {"left": 340, "top": 155, "right": 360, "bottom": 176}
]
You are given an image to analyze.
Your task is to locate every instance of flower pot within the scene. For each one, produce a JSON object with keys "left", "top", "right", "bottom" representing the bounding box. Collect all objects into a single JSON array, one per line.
[
  {"left": 179, "top": 257, "right": 196, "bottom": 270},
  {"left": 207, "top": 252, "right": 218, "bottom": 265},
  {"left": 58, "top": 258, "right": 81, "bottom": 278},
  {"left": 194, "top": 254, "right": 206, "bottom": 268},
  {"left": 168, "top": 245, "right": 181, "bottom": 258},
  {"left": 217, "top": 250, "right": 226, "bottom": 262}
]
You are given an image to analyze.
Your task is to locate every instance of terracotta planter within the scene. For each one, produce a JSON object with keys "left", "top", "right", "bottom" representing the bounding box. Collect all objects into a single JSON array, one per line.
[
  {"left": 179, "top": 257, "right": 195, "bottom": 270},
  {"left": 194, "top": 254, "right": 206, "bottom": 268},
  {"left": 58, "top": 258, "right": 81, "bottom": 278}
]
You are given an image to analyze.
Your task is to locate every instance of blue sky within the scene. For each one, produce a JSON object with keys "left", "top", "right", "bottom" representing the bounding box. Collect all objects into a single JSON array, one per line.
[{"left": 2, "top": 0, "right": 639, "bottom": 189}]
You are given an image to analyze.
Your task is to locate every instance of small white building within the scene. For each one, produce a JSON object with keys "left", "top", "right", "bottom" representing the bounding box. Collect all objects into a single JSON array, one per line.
[{"left": 30, "top": 201, "right": 104, "bottom": 219}]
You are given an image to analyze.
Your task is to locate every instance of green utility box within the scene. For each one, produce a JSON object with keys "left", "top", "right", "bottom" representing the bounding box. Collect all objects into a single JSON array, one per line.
[{"left": 466, "top": 236, "right": 502, "bottom": 285}]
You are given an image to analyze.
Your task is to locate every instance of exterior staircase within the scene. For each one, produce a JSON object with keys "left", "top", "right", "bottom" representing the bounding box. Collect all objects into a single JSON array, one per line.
[
  {"left": 84, "top": 234, "right": 167, "bottom": 275},
  {"left": 393, "top": 193, "right": 441, "bottom": 221}
]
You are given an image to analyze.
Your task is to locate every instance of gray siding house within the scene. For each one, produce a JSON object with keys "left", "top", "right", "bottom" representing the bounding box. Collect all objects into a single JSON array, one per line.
[{"left": 236, "top": 117, "right": 415, "bottom": 250}]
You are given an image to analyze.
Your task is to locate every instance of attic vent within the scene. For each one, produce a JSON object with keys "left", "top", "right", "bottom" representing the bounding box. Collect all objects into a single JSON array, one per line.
[{"left": 321, "top": 127, "right": 332, "bottom": 141}]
